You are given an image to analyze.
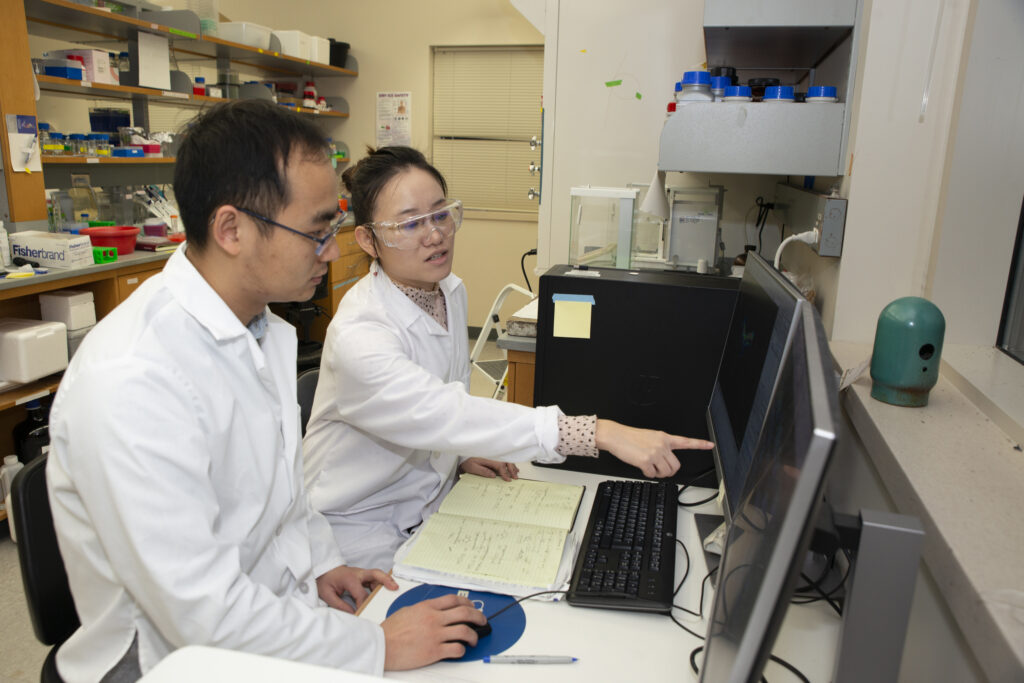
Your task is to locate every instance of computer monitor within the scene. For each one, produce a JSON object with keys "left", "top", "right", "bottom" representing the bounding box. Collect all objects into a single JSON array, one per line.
[
  {"left": 697, "top": 305, "right": 840, "bottom": 683},
  {"left": 706, "top": 252, "right": 805, "bottom": 522}
]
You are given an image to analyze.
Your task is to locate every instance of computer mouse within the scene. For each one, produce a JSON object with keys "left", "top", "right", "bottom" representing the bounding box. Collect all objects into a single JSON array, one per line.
[{"left": 452, "top": 620, "right": 492, "bottom": 647}]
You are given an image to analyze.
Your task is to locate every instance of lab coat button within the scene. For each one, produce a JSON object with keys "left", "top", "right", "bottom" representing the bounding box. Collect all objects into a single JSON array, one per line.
[{"left": 299, "top": 582, "right": 310, "bottom": 594}]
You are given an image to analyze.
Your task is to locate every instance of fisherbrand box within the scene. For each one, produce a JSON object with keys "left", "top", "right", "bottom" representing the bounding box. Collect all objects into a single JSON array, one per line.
[{"left": 10, "top": 231, "right": 94, "bottom": 269}]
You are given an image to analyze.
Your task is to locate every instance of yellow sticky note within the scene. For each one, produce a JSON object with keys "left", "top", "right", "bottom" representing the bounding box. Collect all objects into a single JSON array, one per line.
[{"left": 552, "top": 294, "right": 595, "bottom": 339}]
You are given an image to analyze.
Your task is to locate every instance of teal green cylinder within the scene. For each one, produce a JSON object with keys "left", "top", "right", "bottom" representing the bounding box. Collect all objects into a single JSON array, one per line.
[{"left": 870, "top": 297, "right": 945, "bottom": 407}]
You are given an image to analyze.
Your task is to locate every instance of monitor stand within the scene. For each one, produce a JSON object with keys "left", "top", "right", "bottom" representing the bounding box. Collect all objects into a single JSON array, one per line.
[{"left": 693, "top": 513, "right": 724, "bottom": 588}]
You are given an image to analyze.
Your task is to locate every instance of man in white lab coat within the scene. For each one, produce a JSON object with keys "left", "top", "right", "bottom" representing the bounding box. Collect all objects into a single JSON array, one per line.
[{"left": 46, "top": 100, "right": 486, "bottom": 683}]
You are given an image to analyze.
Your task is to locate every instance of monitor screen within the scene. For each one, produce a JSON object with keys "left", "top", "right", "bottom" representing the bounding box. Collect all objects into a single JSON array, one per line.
[
  {"left": 706, "top": 253, "right": 804, "bottom": 521},
  {"left": 697, "top": 305, "right": 839, "bottom": 683}
]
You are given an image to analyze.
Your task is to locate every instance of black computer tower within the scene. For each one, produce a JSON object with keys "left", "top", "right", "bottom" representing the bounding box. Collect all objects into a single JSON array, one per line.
[{"left": 534, "top": 265, "right": 739, "bottom": 486}]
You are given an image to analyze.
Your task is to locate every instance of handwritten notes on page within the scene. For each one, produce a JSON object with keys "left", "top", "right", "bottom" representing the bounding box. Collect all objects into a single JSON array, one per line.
[{"left": 396, "top": 475, "right": 584, "bottom": 590}]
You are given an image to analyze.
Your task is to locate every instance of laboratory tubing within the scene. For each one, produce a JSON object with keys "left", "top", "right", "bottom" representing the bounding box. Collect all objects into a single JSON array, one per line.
[
  {"left": 763, "top": 86, "right": 795, "bottom": 103},
  {"left": 710, "top": 76, "right": 730, "bottom": 101},
  {"left": 1, "top": 455, "right": 25, "bottom": 541},
  {"left": 806, "top": 85, "right": 839, "bottom": 103},
  {"left": 722, "top": 85, "right": 752, "bottom": 102},
  {"left": 677, "top": 70, "right": 713, "bottom": 102}
]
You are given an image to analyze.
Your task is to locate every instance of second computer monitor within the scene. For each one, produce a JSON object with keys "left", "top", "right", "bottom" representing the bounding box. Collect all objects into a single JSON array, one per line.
[
  {"left": 698, "top": 304, "right": 840, "bottom": 683},
  {"left": 706, "top": 252, "right": 804, "bottom": 522}
]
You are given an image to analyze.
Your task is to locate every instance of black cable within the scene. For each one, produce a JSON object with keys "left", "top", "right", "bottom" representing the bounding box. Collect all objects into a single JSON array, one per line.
[
  {"left": 674, "top": 566, "right": 716, "bottom": 619},
  {"left": 482, "top": 589, "right": 567, "bottom": 622},
  {"left": 798, "top": 571, "right": 843, "bottom": 616},
  {"left": 768, "top": 654, "right": 812, "bottom": 683},
  {"left": 674, "top": 538, "right": 691, "bottom": 597},
  {"left": 675, "top": 466, "right": 718, "bottom": 507},
  {"left": 792, "top": 556, "right": 851, "bottom": 606},
  {"left": 520, "top": 248, "right": 537, "bottom": 293},
  {"left": 678, "top": 490, "right": 719, "bottom": 507},
  {"left": 690, "top": 646, "right": 704, "bottom": 675}
]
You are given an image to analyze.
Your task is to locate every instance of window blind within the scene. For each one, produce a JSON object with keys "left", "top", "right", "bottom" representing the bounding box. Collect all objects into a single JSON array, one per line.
[{"left": 432, "top": 46, "right": 543, "bottom": 213}]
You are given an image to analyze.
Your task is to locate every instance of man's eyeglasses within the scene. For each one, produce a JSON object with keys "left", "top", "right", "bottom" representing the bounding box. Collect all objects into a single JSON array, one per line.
[
  {"left": 236, "top": 206, "right": 347, "bottom": 256},
  {"left": 366, "top": 200, "right": 463, "bottom": 250}
]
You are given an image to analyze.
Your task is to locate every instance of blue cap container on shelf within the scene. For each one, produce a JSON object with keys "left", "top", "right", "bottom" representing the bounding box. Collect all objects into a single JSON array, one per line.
[
  {"left": 806, "top": 85, "right": 839, "bottom": 102},
  {"left": 763, "top": 85, "right": 796, "bottom": 102},
  {"left": 111, "top": 147, "right": 144, "bottom": 158},
  {"left": 722, "top": 85, "right": 753, "bottom": 101},
  {"left": 681, "top": 70, "right": 711, "bottom": 85}
]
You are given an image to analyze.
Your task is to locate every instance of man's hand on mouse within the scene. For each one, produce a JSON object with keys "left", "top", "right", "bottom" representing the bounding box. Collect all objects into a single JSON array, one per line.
[{"left": 381, "top": 594, "right": 488, "bottom": 670}]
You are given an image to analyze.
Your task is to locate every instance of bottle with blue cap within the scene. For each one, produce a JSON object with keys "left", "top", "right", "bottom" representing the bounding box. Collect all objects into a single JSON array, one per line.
[
  {"left": 710, "top": 76, "right": 730, "bottom": 101},
  {"left": 763, "top": 85, "right": 795, "bottom": 103},
  {"left": 722, "top": 85, "right": 752, "bottom": 102},
  {"left": 676, "top": 71, "right": 714, "bottom": 102},
  {"left": 806, "top": 86, "right": 838, "bottom": 103}
]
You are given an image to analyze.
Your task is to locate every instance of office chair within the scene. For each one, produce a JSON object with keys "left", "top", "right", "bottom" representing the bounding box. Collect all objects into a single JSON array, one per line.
[
  {"left": 297, "top": 367, "right": 320, "bottom": 436},
  {"left": 469, "top": 283, "right": 534, "bottom": 399},
  {"left": 11, "top": 455, "right": 79, "bottom": 683}
]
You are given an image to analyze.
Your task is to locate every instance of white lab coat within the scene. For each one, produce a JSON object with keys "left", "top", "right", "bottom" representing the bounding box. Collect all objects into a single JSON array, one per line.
[
  {"left": 47, "top": 248, "right": 385, "bottom": 683},
  {"left": 303, "top": 264, "right": 565, "bottom": 571}
]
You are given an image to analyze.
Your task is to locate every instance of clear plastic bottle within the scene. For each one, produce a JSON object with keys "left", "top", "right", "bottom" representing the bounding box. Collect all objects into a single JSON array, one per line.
[
  {"left": 676, "top": 71, "right": 713, "bottom": 102},
  {"left": 46, "top": 132, "right": 66, "bottom": 156},
  {"left": 118, "top": 51, "right": 130, "bottom": 76},
  {"left": 68, "top": 133, "right": 88, "bottom": 156}
]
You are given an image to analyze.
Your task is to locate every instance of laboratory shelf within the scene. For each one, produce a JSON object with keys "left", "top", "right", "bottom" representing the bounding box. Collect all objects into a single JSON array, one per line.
[
  {"left": 37, "top": 76, "right": 351, "bottom": 118},
  {"left": 0, "top": 375, "right": 63, "bottom": 413},
  {"left": 41, "top": 155, "right": 176, "bottom": 164},
  {"left": 25, "top": 0, "right": 357, "bottom": 78}
]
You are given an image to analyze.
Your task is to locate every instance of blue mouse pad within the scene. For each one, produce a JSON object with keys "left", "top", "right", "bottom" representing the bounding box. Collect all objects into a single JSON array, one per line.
[{"left": 386, "top": 584, "right": 526, "bottom": 662}]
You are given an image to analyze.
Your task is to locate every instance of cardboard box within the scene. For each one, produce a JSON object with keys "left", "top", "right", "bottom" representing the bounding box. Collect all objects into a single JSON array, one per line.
[
  {"left": 39, "top": 290, "right": 97, "bottom": 331},
  {"left": 10, "top": 231, "right": 93, "bottom": 269},
  {"left": 44, "top": 49, "right": 117, "bottom": 85}
]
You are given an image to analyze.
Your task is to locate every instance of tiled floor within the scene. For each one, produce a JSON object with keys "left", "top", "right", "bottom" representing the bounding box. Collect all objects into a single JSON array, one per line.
[{"left": 0, "top": 338, "right": 505, "bottom": 681}]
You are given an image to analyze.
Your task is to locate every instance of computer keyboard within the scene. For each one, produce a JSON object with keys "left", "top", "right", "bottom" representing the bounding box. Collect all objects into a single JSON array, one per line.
[{"left": 567, "top": 479, "right": 677, "bottom": 613}]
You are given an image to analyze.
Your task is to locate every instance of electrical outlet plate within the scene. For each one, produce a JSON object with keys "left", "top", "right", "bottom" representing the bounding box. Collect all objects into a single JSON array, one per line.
[{"left": 773, "top": 183, "right": 846, "bottom": 258}]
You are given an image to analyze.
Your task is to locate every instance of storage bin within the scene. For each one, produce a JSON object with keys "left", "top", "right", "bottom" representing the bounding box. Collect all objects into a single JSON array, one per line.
[
  {"left": 310, "top": 36, "right": 330, "bottom": 64},
  {"left": 329, "top": 39, "right": 350, "bottom": 68},
  {"left": 218, "top": 22, "right": 272, "bottom": 50},
  {"left": 80, "top": 226, "right": 140, "bottom": 255},
  {"left": 39, "top": 290, "right": 96, "bottom": 331},
  {"left": 273, "top": 30, "right": 311, "bottom": 59},
  {"left": 0, "top": 319, "right": 69, "bottom": 384}
]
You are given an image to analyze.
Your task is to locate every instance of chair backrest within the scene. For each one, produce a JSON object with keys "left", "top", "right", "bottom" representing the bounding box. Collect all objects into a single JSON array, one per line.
[
  {"left": 11, "top": 455, "right": 80, "bottom": 646},
  {"left": 297, "top": 367, "right": 320, "bottom": 436}
]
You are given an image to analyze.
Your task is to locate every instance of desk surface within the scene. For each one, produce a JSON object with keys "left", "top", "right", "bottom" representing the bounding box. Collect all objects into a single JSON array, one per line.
[{"left": 360, "top": 463, "right": 841, "bottom": 682}]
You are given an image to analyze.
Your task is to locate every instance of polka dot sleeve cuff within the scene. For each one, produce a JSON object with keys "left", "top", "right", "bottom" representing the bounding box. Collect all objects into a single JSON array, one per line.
[{"left": 556, "top": 414, "right": 599, "bottom": 458}]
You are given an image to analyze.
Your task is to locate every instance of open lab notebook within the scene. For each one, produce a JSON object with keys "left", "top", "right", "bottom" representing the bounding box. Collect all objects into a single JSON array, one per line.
[{"left": 392, "top": 475, "right": 585, "bottom": 598}]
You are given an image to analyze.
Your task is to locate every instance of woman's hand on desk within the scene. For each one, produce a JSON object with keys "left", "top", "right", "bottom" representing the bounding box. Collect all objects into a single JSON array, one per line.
[
  {"left": 381, "top": 594, "right": 486, "bottom": 670},
  {"left": 459, "top": 457, "right": 519, "bottom": 481},
  {"left": 316, "top": 565, "right": 397, "bottom": 614},
  {"left": 596, "top": 419, "right": 714, "bottom": 478}
]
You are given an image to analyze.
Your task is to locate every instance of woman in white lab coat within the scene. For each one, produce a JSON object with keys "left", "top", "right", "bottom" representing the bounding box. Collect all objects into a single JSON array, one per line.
[{"left": 302, "top": 147, "right": 713, "bottom": 570}]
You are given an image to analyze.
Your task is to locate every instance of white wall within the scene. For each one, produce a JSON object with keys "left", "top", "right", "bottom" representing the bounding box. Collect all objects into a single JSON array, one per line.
[
  {"left": 536, "top": 0, "right": 787, "bottom": 273},
  {"left": 927, "top": 0, "right": 1024, "bottom": 345},
  {"left": 830, "top": 0, "right": 974, "bottom": 343}
]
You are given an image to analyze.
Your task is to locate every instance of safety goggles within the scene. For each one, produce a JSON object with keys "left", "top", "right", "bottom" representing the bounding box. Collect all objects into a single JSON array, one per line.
[
  {"left": 366, "top": 200, "right": 463, "bottom": 250},
  {"left": 237, "top": 206, "right": 347, "bottom": 256}
]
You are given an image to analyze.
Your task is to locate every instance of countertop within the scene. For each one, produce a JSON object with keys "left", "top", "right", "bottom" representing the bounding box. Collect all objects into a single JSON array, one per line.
[{"left": 830, "top": 341, "right": 1024, "bottom": 682}]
